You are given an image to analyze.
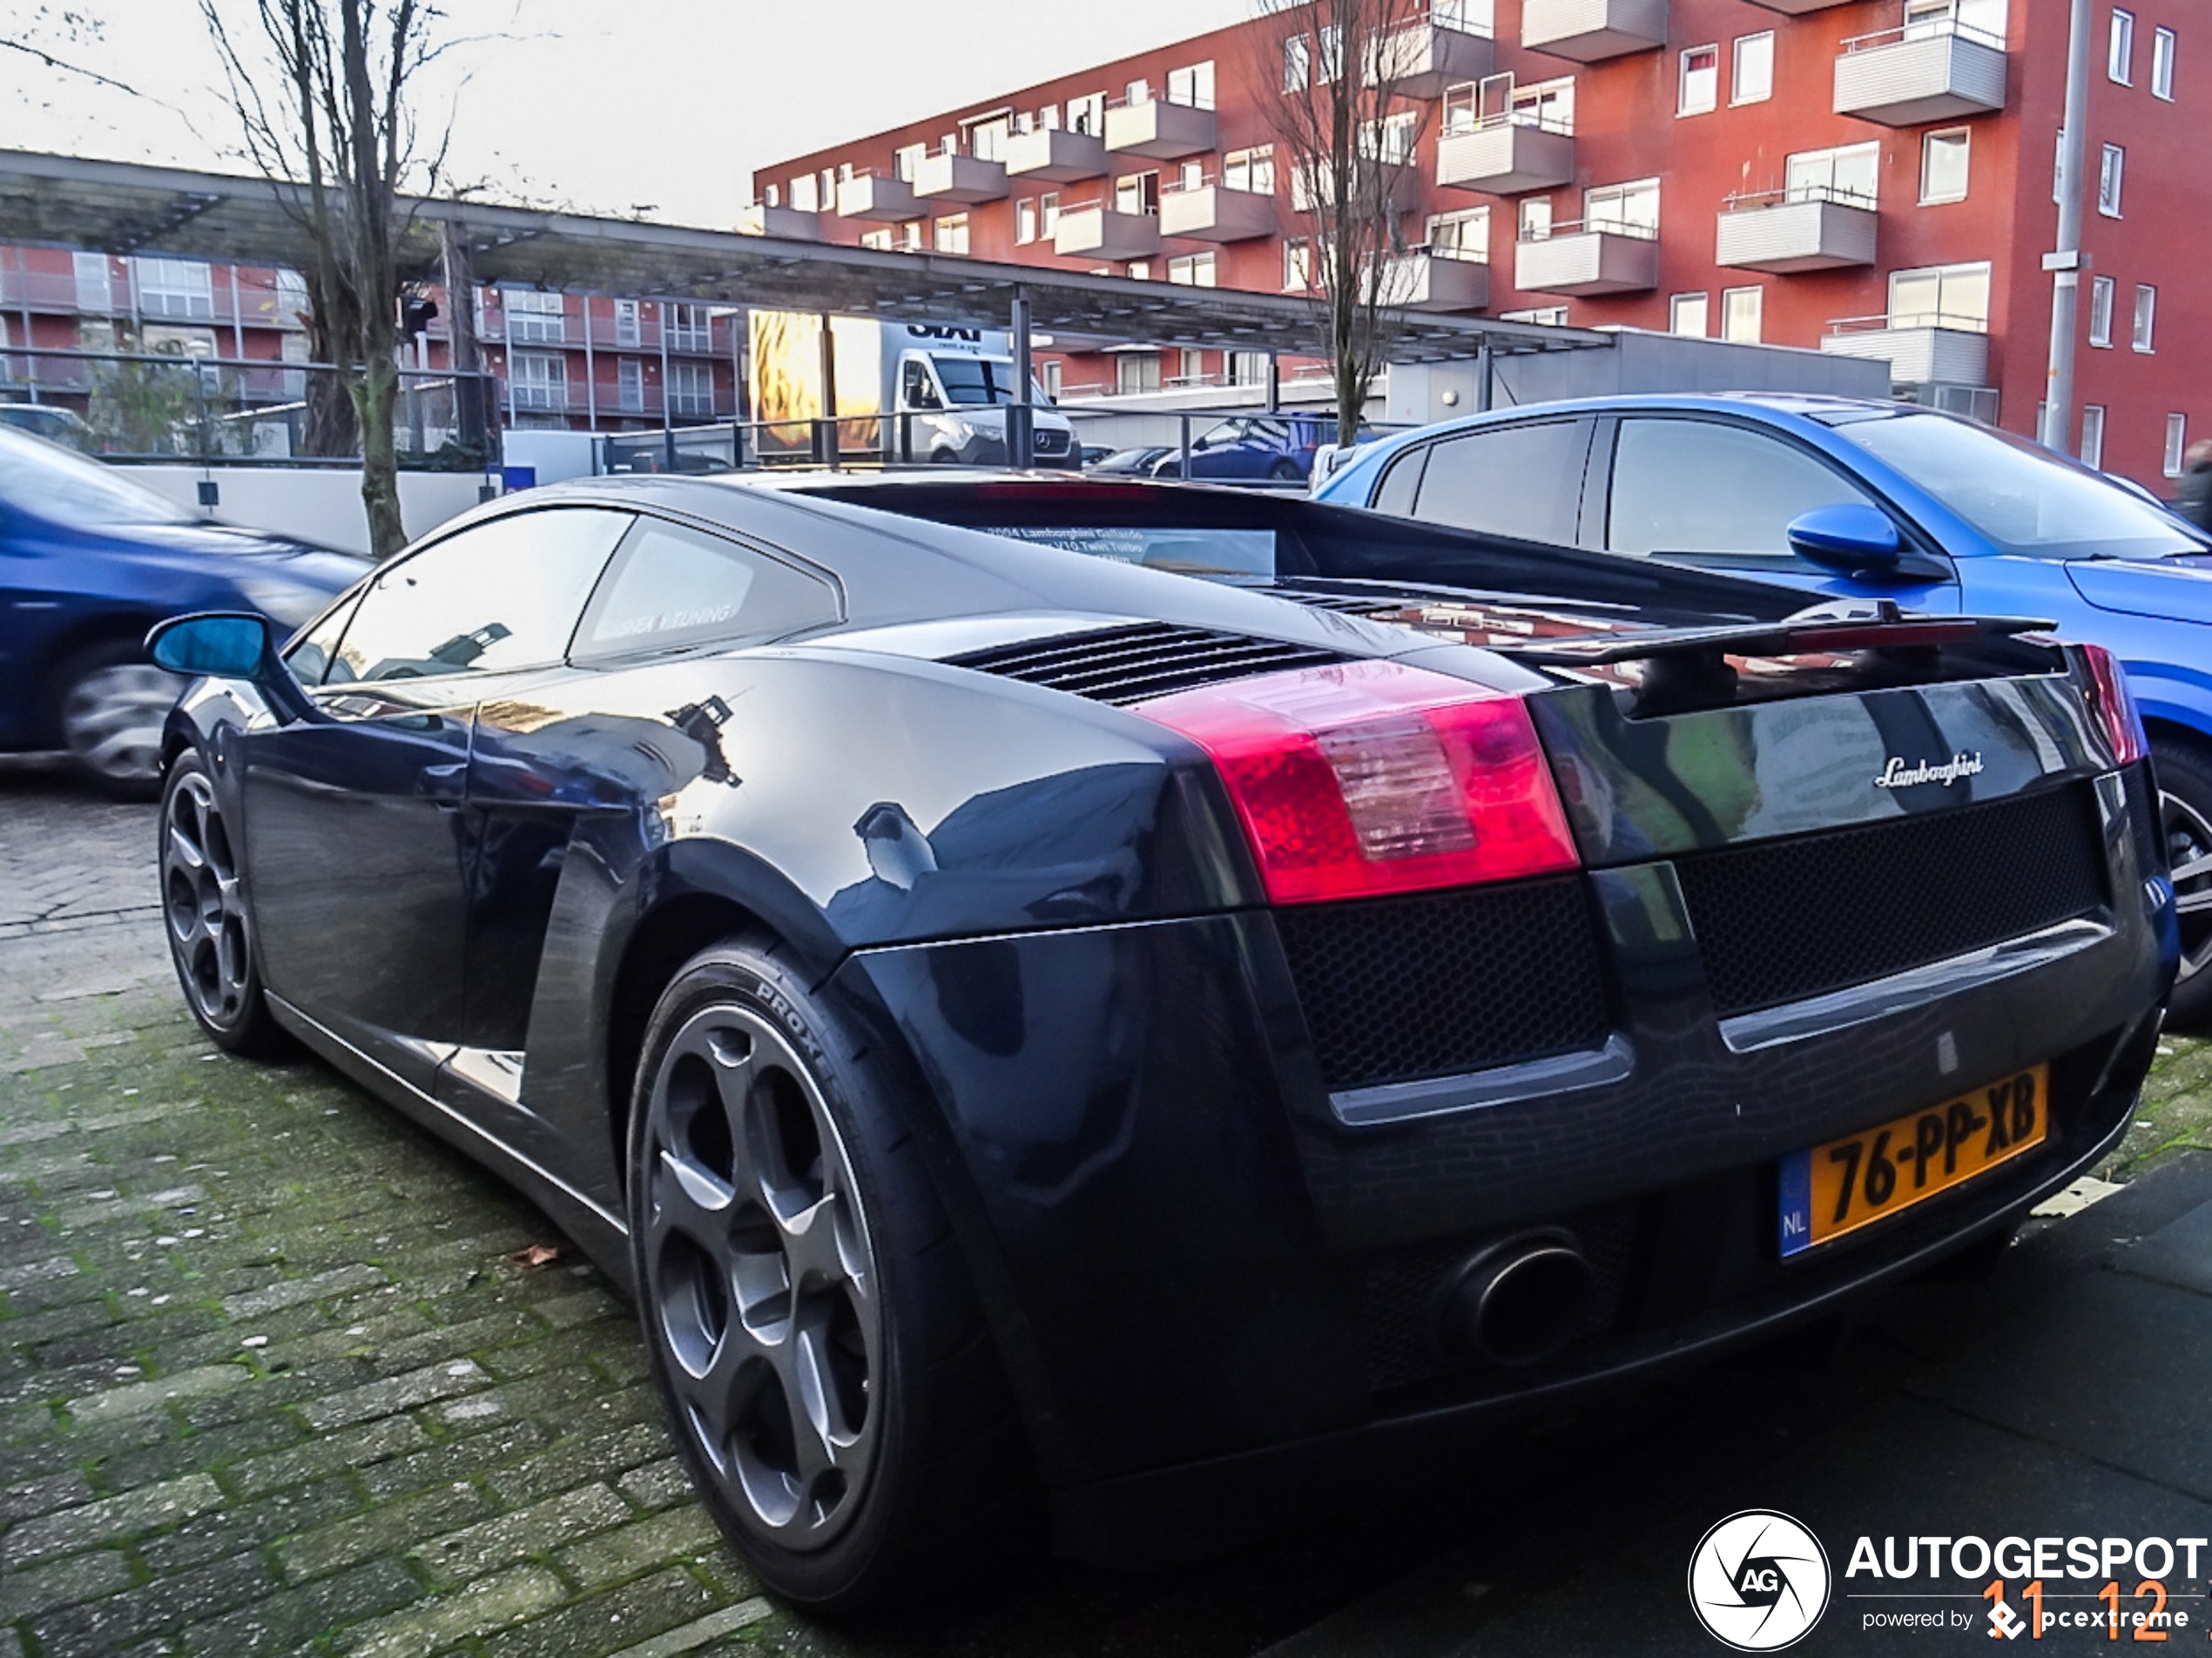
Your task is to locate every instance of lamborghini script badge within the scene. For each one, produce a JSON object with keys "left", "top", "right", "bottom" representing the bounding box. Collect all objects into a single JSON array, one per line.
[{"left": 1874, "top": 751, "right": 1985, "bottom": 790}]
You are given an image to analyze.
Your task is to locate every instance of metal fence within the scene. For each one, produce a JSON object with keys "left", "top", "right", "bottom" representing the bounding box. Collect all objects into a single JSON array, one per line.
[{"left": 0, "top": 346, "right": 498, "bottom": 469}]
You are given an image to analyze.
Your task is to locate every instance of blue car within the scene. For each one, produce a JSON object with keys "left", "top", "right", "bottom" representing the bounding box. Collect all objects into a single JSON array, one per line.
[
  {"left": 1317, "top": 394, "right": 2212, "bottom": 1025},
  {"left": 1091, "top": 413, "right": 1359, "bottom": 484},
  {"left": 0, "top": 426, "right": 369, "bottom": 794}
]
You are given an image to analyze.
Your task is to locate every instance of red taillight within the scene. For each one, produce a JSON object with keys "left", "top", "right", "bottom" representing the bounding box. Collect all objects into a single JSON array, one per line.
[
  {"left": 2078, "top": 642, "right": 2148, "bottom": 766},
  {"left": 1134, "top": 660, "right": 1579, "bottom": 904}
]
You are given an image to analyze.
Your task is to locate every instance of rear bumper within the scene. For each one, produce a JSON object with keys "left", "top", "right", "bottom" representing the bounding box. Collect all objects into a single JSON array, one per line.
[{"left": 826, "top": 766, "right": 2173, "bottom": 1524}]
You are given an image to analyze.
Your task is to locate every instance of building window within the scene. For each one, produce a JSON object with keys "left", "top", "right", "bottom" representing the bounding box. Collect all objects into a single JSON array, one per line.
[
  {"left": 2088, "top": 274, "right": 2115, "bottom": 346},
  {"left": 665, "top": 303, "right": 712, "bottom": 352},
  {"left": 1501, "top": 306, "right": 1570, "bottom": 326},
  {"left": 1888, "top": 261, "right": 1993, "bottom": 330},
  {"left": 1669, "top": 293, "right": 1710, "bottom": 338},
  {"left": 1167, "top": 61, "right": 1216, "bottom": 109},
  {"left": 897, "top": 222, "right": 923, "bottom": 253},
  {"left": 1284, "top": 238, "right": 1312, "bottom": 290},
  {"left": 1067, "top": 92, "right": 1104, "bottom": 135},
  {"left": 1519, "top": 197, "right": 1553, "bottom": 241},
  {"left": 1920, "top": 129, "right": 1971, "bottom": 203},
  {"left": 2166, "top": 414, "right": 2188, "bottom": 478},
  {"left": 504, "top": 288, "right": 565, "bottom": 344},
  {"left": 894, "top": 143, "right": 927, "bottom": 183},
  {"left": 763, "top": 184, "right": 780, "bottom": 208},
  {"left": 2134, "top": 283, "right": 2157, "bottom": 351},
  {"left": 1224, "top": 145, "right": 1276, "bottom": 193},
  {"left": 274, "top": 268, "right": 307, "bottom": 327},
  {"left": 789, "top": 174, "right": 819, "bottom": 213},
  {"left": 1721, "top": 286, "right": 1763, "bottom": 343},
  {"left": 1584, "top": 178, "right": 1660, "bottom": 234},
  {"left": 1318, "top": 22, "right": 1344, "bottom": 82},
  {"left": 1177, "top": 159, "right": 1205, "bottom": 192},
  {"left": 1116, "top": 353, "right": 1161, "bottom": 394},
  {"left": 2080, "top": 405, "right": 2106, "bottom": 470},
  {"left": 669, "top": 361, "right": 713, "bottom": 418},
  {"left": 1427, "top": 206, "right": 1490, "bottom": 261},
  {"left": 1732, "top": 31, "right": 1774, "bottom": 104},
  {"left": 2099, "top": 142, "right": 2125, "bottom": 214},
  {"left": 860, "top": 228, "right": 894, "bottom": 251},
  {"left": 1040, "top": 192, "right": 1061, "bottom": 236},
  {"left": 1015, "top": 199, "right": 1037, "bottom": 244},
  {"left": 1128, "top": 259, "right": 1152, "bottom": 280},
  {"left": 1283, "top": 32, "right": 1312, "bottom": 91},
  {"left": 2109, "top": 8, "right": 2134, "bottom": 82},
  {"left": 934, "top": 214, "right": 969, "bottom": 254},
  {"left": 964, "top": 111, "right": 1011, "bottom": 162},
  {"left": 1115, "top": 172, "right": 1160, "bottom": 214},
  {"left": 1037, "top": 104, "right": 1060, "bottom": 131},
  {"left": 613, "top": 298, "right": 640, "bottom": 348},
  {"left": 135, "top": 257, "right": 214, "bottom": 320},
  {"left": 1168, "top": 252, "right": 1217, "bottom": 286},
  {"left": 1229, "top": 350, "right": 1269, "bottom": 386},
  {"left": 1360, "top": 110, "right": 1419, "bottom": 165},
  {"left": 1177, "top": 347, "right": 1207, "bottom": 385},
  {"left": 509, "top": 349, "right": 566, "bottom": 411},
  {"left": 1787, "top": 141, "right": 1880, "bottom": 206},
  {"left": 73, "top": 252, "right": 111, "bottom": 312},
  {"left": 1679, "top": 44, "right": 1719, "bottom": 115},
  {"left": 616, "top": 357, "right": 644, "bottom": 414},
  {"left": 2153, "top": 26, "right": 2175, "bottom": 98},
  {"left": 1039, "top": 359, "right": 1062, "bottom": 398}
]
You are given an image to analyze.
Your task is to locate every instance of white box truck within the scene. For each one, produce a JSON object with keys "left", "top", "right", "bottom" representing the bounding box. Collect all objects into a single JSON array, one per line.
[{"left": 747, "top": 312, "right": 1077, "bottom": 467}]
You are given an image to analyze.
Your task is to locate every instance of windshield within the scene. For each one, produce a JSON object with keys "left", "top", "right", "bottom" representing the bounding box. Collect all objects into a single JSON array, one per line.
[
  {"left": 1829, "top": 412, "right": 2208, "bottom": 561},
  {"left": 930, "top": 356, "right": 1049, "bottom": 408},
  {"left": 0, "top": 426, "right": 194, "bottom": 527}
]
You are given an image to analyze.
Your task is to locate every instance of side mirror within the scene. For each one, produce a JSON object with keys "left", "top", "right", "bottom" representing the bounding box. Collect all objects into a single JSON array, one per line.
[
  {"left": 145, "top": 611, "right": 276, "bottom": 679},
  {"left": 1787, "top": 503, "right": 1905, "bottom": 578}
]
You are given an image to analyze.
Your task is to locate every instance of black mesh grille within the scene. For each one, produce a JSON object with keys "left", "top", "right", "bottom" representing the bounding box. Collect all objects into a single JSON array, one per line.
[
  {"left": 1676, "top": 783, "right": 2108, "bottom": 1019},
  {"left": 944, "top": 622, "right": 1345, "bottom": 705},
  {"left": 2124, "top": 761, "right": 2163, "bottom": 879},
  {"left": 1276, "top": 877, "right": 1613, "bottom": 1092}
]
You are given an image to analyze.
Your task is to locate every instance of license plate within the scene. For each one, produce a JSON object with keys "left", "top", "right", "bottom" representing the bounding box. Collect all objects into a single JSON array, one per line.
[{"left": 1778, "top": 1064, "right": 2048, "bottom": 1257}]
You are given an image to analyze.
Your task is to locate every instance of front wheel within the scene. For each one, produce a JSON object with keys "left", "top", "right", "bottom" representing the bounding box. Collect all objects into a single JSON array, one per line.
[
  {"left": 2155, "top": 742, "right": 2212, "bottom": 1030},
  {"left": 159, "top": 751, "right": 288, "bottom": 1055},
  {"left": 626, "top": 940, "right": 1034, "bottom": 1612}
]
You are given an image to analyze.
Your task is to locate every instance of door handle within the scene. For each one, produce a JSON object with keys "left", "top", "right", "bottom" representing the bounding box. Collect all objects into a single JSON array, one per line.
[{"left": 418, "top": 761, "right": 468, "bottom": 802}]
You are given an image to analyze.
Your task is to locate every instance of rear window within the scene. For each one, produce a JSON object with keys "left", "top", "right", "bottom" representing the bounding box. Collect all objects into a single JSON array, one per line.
[{"left": 976, "top": 524, "right": 1278, "bottom": 577}]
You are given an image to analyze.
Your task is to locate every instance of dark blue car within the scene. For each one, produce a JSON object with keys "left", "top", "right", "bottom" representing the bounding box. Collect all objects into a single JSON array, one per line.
[
  {"left": 0, "top": 426, "right": 368, "bottom": 793},
  {"left": 1091, "top": 413, "right": 1355, "bottom": 483},
  {"left": 1317, "top": 394, "right": 2212, "bottom": 1024}
]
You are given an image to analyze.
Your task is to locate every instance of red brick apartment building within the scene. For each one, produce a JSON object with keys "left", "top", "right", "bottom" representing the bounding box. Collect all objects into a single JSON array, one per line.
[
  {"left": 754, "top": 0, "right": 2209, "bottom": 488},
  {"left": 0, "top": 246, "right": 739, "bottom": 437}
]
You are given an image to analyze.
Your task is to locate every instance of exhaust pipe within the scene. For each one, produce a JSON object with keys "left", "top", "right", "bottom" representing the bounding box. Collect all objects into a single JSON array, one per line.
[{"left": 1436, "top": 1230, "right": 1594, "bottom": 1367}]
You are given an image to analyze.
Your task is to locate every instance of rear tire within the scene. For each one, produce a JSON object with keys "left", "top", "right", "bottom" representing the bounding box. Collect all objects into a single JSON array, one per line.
[
  {"left": 2154, "top": 741, "right": 2212, "bottom": 1030},
  {"left": 57, "top": 640, "right": 180, "bottom": 799},
  {"left": 1268, "top": 458, "right": 1306, "bottom": 483},
  {"left": 159, "top": 750, "right": 289, "bottom": 1056},
  {"left": 625, "top": 938, "right": 1035, "bottom": 1614}
]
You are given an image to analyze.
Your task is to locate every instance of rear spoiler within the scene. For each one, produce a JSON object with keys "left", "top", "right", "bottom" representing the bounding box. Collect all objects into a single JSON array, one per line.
[{"left": 1492, "top": 598, "right": 2056, "bottom": 668}]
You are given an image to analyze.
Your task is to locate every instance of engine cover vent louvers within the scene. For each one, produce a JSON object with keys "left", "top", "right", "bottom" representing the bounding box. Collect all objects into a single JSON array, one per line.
[{"left": 943, "top": 622, "right": 1348, "bottom": 706}]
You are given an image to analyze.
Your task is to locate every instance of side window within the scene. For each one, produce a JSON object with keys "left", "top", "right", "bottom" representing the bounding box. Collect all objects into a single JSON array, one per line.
[
  {"left": 285, "top": 590, "right": 362, "bottom": 687},
  {"left": 900, "top": 359, "right": 942, "bottom": 409},
  {"left": 570, "top": 517, "right": 840, "bottom": 663},
  {"left": 1606, "top": 419, "right": 1874, "bottom": 558},
  {"left": 326, "top": 508, "right": 632, "bottom": 684},
  {"left": 1369, "top": 445, "right": 1428, "bottom": 517},
  {"left": 1412, "top": 421, "right": 1587, "bottom": 546}
]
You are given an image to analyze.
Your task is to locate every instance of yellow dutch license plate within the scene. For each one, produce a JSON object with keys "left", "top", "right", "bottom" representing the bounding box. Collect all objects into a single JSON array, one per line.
[{"left": 1778, "top": 1064, "right": 2048, "bottom": 1257}]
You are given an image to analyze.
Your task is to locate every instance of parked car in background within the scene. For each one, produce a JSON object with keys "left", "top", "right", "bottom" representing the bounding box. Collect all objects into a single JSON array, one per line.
[
  {"left": 0, "top": 402, "right": 98, "bottom": 452},
  {"left": 1317, "top": 394, "right": 2212, "bottom": 1025},
  {"left": 0, "top": 426, "right": 368, "bottom": 793},
  {"left": 150, "top": 471, "right": 2171, "bottom": 1611},
  {"left": 1090, "top": 413, "right": 1366, "bottom": 483}
]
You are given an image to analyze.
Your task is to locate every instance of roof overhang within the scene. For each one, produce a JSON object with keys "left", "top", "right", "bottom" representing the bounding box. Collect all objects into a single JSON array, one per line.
[{"left": 0, "top": 148, "right": 1609, "bottom": 363}]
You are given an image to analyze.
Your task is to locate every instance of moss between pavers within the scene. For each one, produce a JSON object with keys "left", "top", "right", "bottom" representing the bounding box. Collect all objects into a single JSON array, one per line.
[{"left": 2107, "top": 1032, "right": 2212, "bottom": 1179}]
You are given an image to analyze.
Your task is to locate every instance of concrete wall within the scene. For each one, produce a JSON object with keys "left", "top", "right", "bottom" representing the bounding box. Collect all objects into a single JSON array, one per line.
[{"left": 119, "top": 466, "right": 498, "bottom": 556}]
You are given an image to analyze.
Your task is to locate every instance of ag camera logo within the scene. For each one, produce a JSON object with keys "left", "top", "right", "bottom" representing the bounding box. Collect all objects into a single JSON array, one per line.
[{"left": 1689, "top": 1510, "right": 1831, "bottom": 1651}]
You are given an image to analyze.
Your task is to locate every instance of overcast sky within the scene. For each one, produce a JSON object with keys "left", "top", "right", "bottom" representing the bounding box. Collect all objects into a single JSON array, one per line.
[{"left": 7, "top": 0, "right": 1251, "bottom": 228}]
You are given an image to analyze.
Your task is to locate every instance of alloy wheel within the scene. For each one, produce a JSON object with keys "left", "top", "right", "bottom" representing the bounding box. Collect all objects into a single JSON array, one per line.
[
  {"left": 162, "top": 768, "right": 253, "bottom": 1028},
  {"left": 2168, "top": 785, "right": 2212, "bottom": 987},
  {"left": 63, "top": 663, "right": 178, "bottom": 785},
  {"left": 640, "top": 1003, "right": 881, "bottom": 1551}
]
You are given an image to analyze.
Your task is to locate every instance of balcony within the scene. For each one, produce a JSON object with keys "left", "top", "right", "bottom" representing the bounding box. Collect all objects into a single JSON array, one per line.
[
  {"left": 1388, "top": 249, "right": 1492, "bottom": 311},
  {"left": 1819, "top": 315, "right": 1990, "bottom": 387},
  {"left": 1004, "top": 126, "right": 1109, "bottom": 181},
  {"left": 1158, "top": 182, "right": 1276, "bottom": 242},
  {"left": 1369, "top": 19, "right": 1494, "bottom": 97},
  {"left": 1515, "top": 221, "right": 1660, "bottom": 295},
  {"left": 1103, "top": 97, "right": 1217, "bottom": 159},
  {"left": 1052, "top": 204, "right": 1163, "bottom": 260},
  {"left": 1833, "top": 19, "right": 2007, "bottom": 125},
  {"left": 735, "top": 203, "right": 821, "bottom": 240},
  {"left": 1741, "top": 0, "right": 1853, "bottom": 10},
  {"left": 835, "top": 172, "right": 924, "bottom": 222},
  {"left": 913, "top": 152, "right": 1008, "bottom": 205},
  {"left": 1522, "top": 0, "right": 1668, "bottom": 62},
  {"left": 1715, "top": 188, "right": 1878, "bottom": 273},
  {"left": 1435, "top": 117, "right": 1576, "bottom": 195}
]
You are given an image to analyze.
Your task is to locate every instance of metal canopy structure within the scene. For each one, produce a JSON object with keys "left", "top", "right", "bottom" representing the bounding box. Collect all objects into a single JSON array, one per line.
[{"left": 0, "top": 148, "right": 1610, "bottom": 363}]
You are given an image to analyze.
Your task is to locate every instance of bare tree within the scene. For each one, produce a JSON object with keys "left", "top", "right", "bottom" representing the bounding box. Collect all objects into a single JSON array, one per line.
[
  {"left": 201, "top": 0, "right": 455, "bottom": 559},
  {"left": 1252, "top": 0, "right": 1431, "bottom": 446}
]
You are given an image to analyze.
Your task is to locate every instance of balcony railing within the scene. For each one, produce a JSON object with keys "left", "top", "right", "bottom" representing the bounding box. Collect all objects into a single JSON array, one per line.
[
  {"left": 1435, "top": 110, "right": 1576, "bottom": 194},
  {"left": 1521, "top": 0, "right": 1669, "bottom": 62},
  {"left": 1387, "top": 245, "right": 1493, "bottom": 310},
  {"left": 0, "top": 265, "right": 311, "bottom": 329},
  {"left": 1368, "top": 16, "right": 1494, "bottom": 96},
  {"left": 1004, "top": 126, "right": 1109, "bottom": 181},
  {"left": 736, "top": 202, "right": 823, "bottom": 240},
  {"left": 912, "top": 152, "right": 1009, "bottom": 204},
  {"left": 1157, "top": 179, "right": 1277, "bottom": 241},
  {"left": 1834, "top": 17, "right": 2007, "bottom": 125},
  {"left": 1715, "top": 185, "right": 1879, "bottom": 273},
  {"left": 1051, "top": 201, "right": 1164, "bottom": 260},
  {"left": 836, "top": 170, "right": 926, "bottom": 221},
  {"left": 1515, "top": 217, "right": 1660, "bottom": 294},
  {"left": 1103, "top": 95, "right": 1218, "bottom": 159},
  {"left": 1819, "top": 312, "right": 1991, "bottom": 387}
]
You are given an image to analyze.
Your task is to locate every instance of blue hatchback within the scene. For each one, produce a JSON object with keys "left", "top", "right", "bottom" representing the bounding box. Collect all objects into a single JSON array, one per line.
[
  {"left": 1317, "top": 394, "right": 2212, "bottom": 1024},
  {"left": 0, "top": 426, "right": 369, "bottom": 794}
]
